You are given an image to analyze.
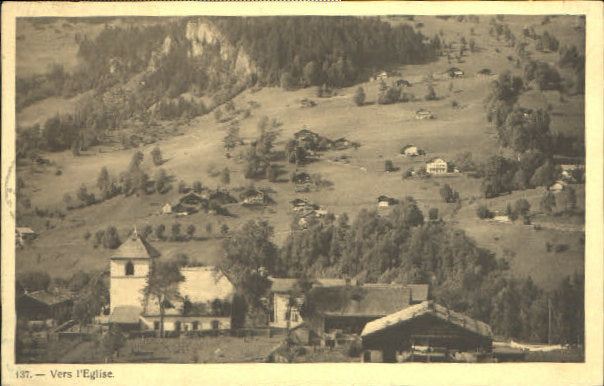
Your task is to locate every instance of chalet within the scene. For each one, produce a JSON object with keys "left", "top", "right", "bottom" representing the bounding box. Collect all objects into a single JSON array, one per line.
[
  {"left": 239, "top": 188, "right": 267, "bottom": 206},
  {"left": 549, "top": 180, "right": 568, "bottom": 192},
  {"left": 17, "top": 291, "right": 73, "bottom": 326},
  {"left": 447, "top": 67, "right": 465, "bottom": 78},
  {"left": 290, "top": 198, "right": 319, "bottom": 213},
  {"left": 560, "top": 164, "right": 584, "bottom": 182},
  {"left": 376, "top": 71, "right": 388, "bottom": 81},
  {"left": 171, "top": 203, "right": 197, "bottom": 216},
  {"left": 361, "top": 300, "right": 493, "bottom": 363},
  {"left": 395, "top": 79, "right": 412, "bottom": 87},
  {"left": 332, "top": 138, "right": 353, "bottom": 150},
  {"left": 179, "top": 192, "right": 207, "bottom": 206},
  {"left": 300, "top": 98, "right": 317, "bottom": 108},
  {"left": 400, "top": 145, "right": 424, "bottom": 157},
  {"left": 268, "top": 278, "right": 358, "bottom": 330},
  {"left": 306, "top": 284, "right": 430, "bottom": 337},
  {"left": 415, "top": 109, "right": 435, "bottom": 120},
  {"left": 377, "top": 196, "right": 399, "bottom": 207},
  {"left": 162, "top": 203, "right": 173, "bottom": 214},
  {"left": 16, "top": 227, "right": 36, "bottom": 245},
  {"left": 291, "top": 172, "right": 312, "bottom": 185},
  {"left": 426, "top": 158, "right": 448, "bottom": 174},
  {"left": 208, "top": 189, "right": 238, "bottom": 205}
]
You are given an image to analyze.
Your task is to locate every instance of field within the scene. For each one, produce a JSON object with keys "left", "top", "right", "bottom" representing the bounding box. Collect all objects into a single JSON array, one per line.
[{"left": 15, "top": 15, "right": 585, "bottom": 292}]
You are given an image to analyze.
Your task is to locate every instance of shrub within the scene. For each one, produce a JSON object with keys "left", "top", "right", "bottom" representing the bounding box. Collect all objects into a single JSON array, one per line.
[
  {"left": 384, "top": 160, "right": 395, "bottom": 172},
  {"left": 428, "top": 208, "right": 439, "bottom": 220},
  {"left": 425, "top": 85, "right": 437, "bottom": 101},
  {"left": 151, "top": 145, "right": 163, "bottom": 166},
  {"left": 439, "top": 184, "right": 459, "bottom": 203},
  {"left": 476, "top": 205, "right": 495, "bottom": 219},
  {"left": 353, "top": 87, "right": 366, "bottom": 106}
]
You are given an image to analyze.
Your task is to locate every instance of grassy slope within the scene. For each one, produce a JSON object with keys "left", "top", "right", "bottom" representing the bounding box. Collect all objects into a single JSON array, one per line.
[{"left": 15, "top": 15, "right": 584, "bottom": 291}]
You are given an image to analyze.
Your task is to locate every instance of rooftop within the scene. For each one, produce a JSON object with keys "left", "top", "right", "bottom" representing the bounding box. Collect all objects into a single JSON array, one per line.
[
  {"left": 111, "top": 230, "right": 160, "bottom": 259},
  {"left": 361, "top": 300, "right": 492, "bottom": 339}
]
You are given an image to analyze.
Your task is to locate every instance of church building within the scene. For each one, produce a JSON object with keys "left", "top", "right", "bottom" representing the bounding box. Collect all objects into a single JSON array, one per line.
[{"left": 108, "top": 230, "right": 236, "bottom": 332}]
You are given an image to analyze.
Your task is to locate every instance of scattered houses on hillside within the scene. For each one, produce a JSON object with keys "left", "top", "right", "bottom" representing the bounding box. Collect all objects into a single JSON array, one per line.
[
  {"left": 426, "top": 158, "right": 449, "bottom": 174},
  {"left": 400, "top": 145, "right": 425, "bottom": 157},
  {"left": 361, "top": 300, "right": 493, "bottom": 363}
]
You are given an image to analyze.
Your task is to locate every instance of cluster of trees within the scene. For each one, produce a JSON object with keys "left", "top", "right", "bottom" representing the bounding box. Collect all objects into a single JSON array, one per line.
[
  {"left": 92, "top": 226, "right": 121, "bottom": 249},
  {"left": 559, "top": 44, "right": 585, "bottom": 95},
  {"left": 482, "top": 72, "right": 576, "bottom": 197},
  {"left": 243, "top": 117, "right": 280, "bottom": 180},
  {"left": 439, "top": 183, "right": 460, "bottom": 203},
  {"left": 524, "top": 61, "right": 561, "bottom": 91},
  {"left": 540, "top": 187, "right": 578, "bottom": 215},
  {"left": 154, "top": 97, "right": 207, "bottom": 121},
  {"left": 220, "top": 199, "right": 583, "bottom": 344},
  {"left": 479, "top": 152, "right": 559, "bottom": 198},
  {"left": 213, "top": 16, "right": 437, "bottom": 89}
]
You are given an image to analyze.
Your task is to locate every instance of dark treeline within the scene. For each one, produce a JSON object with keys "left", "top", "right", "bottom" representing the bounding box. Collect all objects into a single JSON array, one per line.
[
  {"left": 222, "top": 199, "right": 583, "bottom": 344},
  {"left": 279, "top": 201, "right": 582, "bottom": 344},
  {"left": 212, "top": 16, "right": 436, "bottom": 88}
]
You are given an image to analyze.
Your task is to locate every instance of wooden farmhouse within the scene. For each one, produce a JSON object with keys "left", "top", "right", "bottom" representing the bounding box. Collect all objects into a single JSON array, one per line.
[
  {"left": 361, "top": 300, "right": 493, "bottom": 362},
  {"left": 17, "top": 291, "right": 73, "bottom": 326}
]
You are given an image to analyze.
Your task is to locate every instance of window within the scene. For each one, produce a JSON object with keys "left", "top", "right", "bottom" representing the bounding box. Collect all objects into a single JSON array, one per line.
[
  {"left": 125, "top": 261, "right": 134, "bottom": 276},
  {"left": 153, "top": 321, "right": 160, "bottom": 330},
  {"left": 192, "top": 321, "right": 199, "bottom": 330},
  {"left": 292, "top": 310, "right": 299, "bottom": 322},
  {"left": 174, "top": 321, "right": 181, "bottom": 331},
  {"left": 211, "top": 320, "right": 220, "bottom": 330}
]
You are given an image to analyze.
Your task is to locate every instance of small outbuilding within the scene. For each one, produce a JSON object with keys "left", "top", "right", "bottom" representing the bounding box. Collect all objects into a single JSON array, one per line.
[
  {"left": 400, "top": 145, "right": 425, "bottom": 157},
  {"left": 16, "top": 227, "right": 37, "bottom": 246},
  {"left": 548, "top": 180, "right": 568, "bottom": 192},
  {"left": 162, "top": 203, "right": 173, "bottom": 214}
]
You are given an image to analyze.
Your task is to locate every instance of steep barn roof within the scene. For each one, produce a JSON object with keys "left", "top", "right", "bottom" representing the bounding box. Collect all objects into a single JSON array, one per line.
[
  {"left": 111, "top": 231, "right": 160, "bottom": 259},
  {"left": 361, "top": 300, "right": 492, "bottom": 339},
  {"left": 321, "top": 285, "right": 414, "bottom": 317},
  {"left": 20, "top": 291, "right": 72, "bottom": 306}
]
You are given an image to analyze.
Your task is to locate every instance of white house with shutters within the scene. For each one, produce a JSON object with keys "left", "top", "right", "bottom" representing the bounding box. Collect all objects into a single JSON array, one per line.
[{"left": 426, "top": 158, "right": 448, "bottom": 174}]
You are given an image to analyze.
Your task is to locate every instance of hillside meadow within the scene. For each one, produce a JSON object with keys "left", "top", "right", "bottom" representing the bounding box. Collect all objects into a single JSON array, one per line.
[{"left": 15, "top": 15, "right": 584, "bottom": 291}]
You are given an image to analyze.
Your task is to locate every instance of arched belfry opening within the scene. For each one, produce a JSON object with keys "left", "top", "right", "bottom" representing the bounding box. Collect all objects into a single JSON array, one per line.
[{"left": 125, "top": 260, "right": 134, "bottom": 276}]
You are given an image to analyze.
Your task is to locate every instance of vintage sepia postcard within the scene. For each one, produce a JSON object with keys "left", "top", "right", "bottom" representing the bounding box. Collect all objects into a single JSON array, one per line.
[{"left": 2, "top": 2, "right": 602, "bottom": 385}]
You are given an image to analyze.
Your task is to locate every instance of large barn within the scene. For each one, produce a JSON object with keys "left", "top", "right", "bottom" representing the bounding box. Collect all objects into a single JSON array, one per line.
[{"left": 361, "top": 300, "right": 493, "bottom": 362}]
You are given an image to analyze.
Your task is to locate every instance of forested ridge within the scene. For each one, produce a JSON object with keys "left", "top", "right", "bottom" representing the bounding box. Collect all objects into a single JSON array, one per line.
[
  {"left": 17, "top": 16, "right": 435, "bottom": 159},
  {"left": 212, "top": 16, "right": 435, "bottom": 87}
]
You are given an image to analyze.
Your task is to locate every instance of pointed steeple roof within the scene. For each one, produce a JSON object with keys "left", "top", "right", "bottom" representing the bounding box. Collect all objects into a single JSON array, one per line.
[{"left": 111, "top": 229, "right": 160, "bottom": 259}]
